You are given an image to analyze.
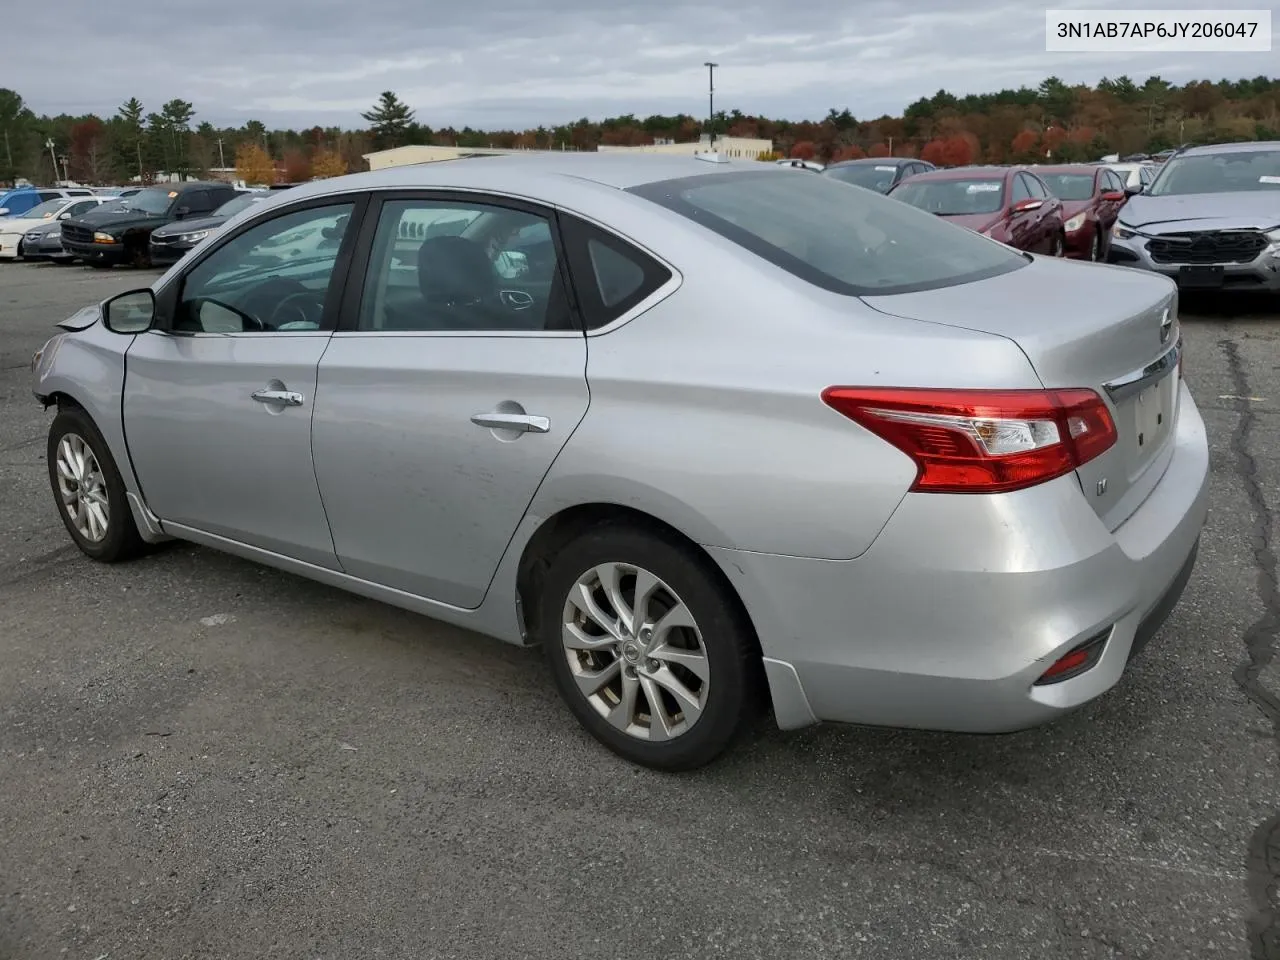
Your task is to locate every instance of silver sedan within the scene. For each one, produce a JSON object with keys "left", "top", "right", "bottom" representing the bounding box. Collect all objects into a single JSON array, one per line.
[{"left": 32, "top": 153, "right": 1209, "bottom": 770}]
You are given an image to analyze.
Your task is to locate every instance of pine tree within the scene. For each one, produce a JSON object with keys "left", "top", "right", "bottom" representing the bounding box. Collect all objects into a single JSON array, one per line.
[{"left": 361, "top": 91, "right": 414, "bottom": 150}]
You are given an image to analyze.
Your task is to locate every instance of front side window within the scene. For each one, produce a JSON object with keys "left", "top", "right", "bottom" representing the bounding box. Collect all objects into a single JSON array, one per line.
[
  {"left": 356, "top": 199, "right": 571, "bottom": 332},
  {"left": 175, "top": 201, "right": 354, "bottom": 333},
  {"left": 631, "top": 171, "right": 1024, "bottom": 296},
  {"left": 1022, "top": 174, "right": 1049, "bottom": 199}
]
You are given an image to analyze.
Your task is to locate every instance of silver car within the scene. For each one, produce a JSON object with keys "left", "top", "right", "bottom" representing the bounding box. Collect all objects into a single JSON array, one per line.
[
  {"left": 1108, "top": 141, "right": 1280, "bottom": 292},
  {"left": 32, "top": 154, "right": 1209, "bottom": 770}
]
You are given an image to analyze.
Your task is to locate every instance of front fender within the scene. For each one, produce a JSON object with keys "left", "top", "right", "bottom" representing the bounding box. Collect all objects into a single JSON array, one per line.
[{"left": 34, "top": 319, "right": 141, "bottom": 498}]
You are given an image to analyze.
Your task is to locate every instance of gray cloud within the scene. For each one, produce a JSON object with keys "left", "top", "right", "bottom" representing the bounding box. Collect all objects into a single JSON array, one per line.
[{"left": 11, "top": 0, "right": 1278, "bottom": 129}]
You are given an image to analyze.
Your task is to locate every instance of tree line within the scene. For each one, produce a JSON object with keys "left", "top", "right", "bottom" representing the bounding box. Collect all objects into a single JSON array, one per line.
[{"left": 2, "top": 74, "right": 1277, "bottom": 187}]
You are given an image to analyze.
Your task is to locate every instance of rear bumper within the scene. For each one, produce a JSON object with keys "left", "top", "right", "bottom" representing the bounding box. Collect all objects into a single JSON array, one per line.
[
  {"left": 709, "top": 381, "right": 1210, "bottom": 733},
  {"left": 1108, "top": 232, "right": 1280, "bottom": 291}
]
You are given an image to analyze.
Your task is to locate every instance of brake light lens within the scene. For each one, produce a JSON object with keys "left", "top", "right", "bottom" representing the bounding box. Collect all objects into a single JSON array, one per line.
[{"left": 821, "top": 386, "right": 1117, "bottom": 494}]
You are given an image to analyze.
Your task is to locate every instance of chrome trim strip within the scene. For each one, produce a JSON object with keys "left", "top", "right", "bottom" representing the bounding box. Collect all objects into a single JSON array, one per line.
[{"left": 1103, "top": 337, "right": 1180, "bottom": 404}]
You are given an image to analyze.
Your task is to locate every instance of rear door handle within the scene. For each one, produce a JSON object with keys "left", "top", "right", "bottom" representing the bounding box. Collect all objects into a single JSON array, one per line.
[
  {"left": 252, "top": 389, "right": 304, "bottom": 406},
  {"left": 470, "top": 412, "right": 550, "bottom": 433}
]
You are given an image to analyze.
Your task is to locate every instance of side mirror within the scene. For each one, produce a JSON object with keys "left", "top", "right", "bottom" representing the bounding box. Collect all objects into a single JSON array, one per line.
[
  {"left": 1125, "top": 184, "right": 1143, "bottom": 196},
  {"left": 1100, "top": 190, "right": 1126, "bottom": 202},
  {"left": 175, "top": 206, "right": 191, "bottom": 219},
  {"left": 102, "top": 289, "right": 156, "bottom": 334},
  {"left": 1010, "top": 198, "right": 1043, "bottom": 214},
  {"left": 58, "top": 211, "right": 72, "bottom": 219}
]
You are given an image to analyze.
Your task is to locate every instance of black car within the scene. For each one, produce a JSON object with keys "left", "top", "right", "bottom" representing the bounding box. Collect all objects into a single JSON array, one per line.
[
  {"left": 148, "top": 191, "right": 267, "bottom": 266},
  {"left": 60, "top": 181, "right": 238, "bottom": 268},
  {"left": 822, "top": 157, "right": 936, "bottom": 194}
]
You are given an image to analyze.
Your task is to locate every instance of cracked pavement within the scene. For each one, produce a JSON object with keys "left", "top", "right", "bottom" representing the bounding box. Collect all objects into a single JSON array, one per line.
[{"left": 1, "top": 262, "right": 1279, "bottom": 959}]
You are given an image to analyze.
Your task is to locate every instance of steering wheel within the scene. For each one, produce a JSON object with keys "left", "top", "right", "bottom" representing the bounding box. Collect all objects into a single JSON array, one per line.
[
  {"left": 237, "top": 277, "right": 312, "bottom": 330},
  {"left": 269, "top": 290, "right": 323, "bottom": 329}
]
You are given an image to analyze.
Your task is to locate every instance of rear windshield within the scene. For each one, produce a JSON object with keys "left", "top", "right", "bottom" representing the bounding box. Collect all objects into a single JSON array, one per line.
[
  {"left": 824, "top": 164, "right": 900, "bottom": 193},
  {"left": 629, "top": 171, "right": 1025, "bottom": 296},
  {"left": 891, "top": 177, "right": 1006, "bottom": 215},
  {"left": 1038, "top": 173, "right": 1096, "bottom": 201}
]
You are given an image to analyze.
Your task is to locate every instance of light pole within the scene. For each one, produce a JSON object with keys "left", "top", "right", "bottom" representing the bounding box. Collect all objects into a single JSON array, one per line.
[
  {"left": 45, "top": 138, "right": 58, "bottom": 183},
  {"left": 704, "top": 61, "right": 718, "bottom": 150}
]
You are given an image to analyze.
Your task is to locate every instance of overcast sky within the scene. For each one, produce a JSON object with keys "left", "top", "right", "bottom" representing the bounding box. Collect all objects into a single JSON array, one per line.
[{"left": 10, "top": 0, "right": 1279, "bottom": 130}]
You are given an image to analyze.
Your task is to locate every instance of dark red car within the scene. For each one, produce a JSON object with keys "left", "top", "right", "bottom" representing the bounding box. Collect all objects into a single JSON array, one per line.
[
  {"left": 1033, "top": 164, "right": 1129, "bottom": 261},
  {"left": 888, "top": 165, "right": 1066, "bottom": 256}
]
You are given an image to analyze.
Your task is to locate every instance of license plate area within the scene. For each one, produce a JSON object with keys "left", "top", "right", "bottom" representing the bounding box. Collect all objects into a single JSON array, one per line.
[
  {"left": 1130, "top": 371, "right": 1177, "bottom": 462},
  {"left": 1177, "top": 264, "right": 1225, "bottom": 288}
]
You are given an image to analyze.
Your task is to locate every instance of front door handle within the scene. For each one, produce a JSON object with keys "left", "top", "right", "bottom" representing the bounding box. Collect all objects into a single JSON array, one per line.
[
  {"left": 252, "top": 389, "right": 304, "bottom": 407},
  {"left": 470, "top": 412, "right": 550, "bottom": 434}
]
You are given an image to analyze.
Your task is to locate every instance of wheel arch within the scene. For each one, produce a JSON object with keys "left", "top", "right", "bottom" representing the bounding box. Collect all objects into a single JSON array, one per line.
[{"left": 514, "top": 500, "right": 767, "bottom": 685}]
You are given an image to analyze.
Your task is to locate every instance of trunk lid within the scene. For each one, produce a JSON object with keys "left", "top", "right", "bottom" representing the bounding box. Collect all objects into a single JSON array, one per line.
[{"left": 861, "top": 256, "right": 1180, "bottom": 530}]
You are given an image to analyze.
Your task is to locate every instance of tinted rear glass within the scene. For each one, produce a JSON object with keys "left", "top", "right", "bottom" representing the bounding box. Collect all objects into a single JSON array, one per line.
[
  {"left": 629, "top": 171, "right": 1025, "bottom": 296},
  {"left": 824, "top": 164, "right": 900, "bottom": 193}
]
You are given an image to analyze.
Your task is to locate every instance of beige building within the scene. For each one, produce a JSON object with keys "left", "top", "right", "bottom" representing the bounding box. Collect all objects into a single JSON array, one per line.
[{"left": 364, "top": 134, "right": 775, "bottom": 171}]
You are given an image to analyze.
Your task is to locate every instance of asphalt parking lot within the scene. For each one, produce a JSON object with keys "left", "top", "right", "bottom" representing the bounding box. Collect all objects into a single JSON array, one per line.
[{"left": 1, "top": 260, "right": 1279, "bottom": 960}]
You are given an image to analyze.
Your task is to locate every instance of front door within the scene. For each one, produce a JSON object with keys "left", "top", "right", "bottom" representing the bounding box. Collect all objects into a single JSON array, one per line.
[
  {"left": 311, "top": 194, "right": 590, "bottom": 609},
  {"left": 123, "top": 198, "right": 361, "bottom": 569}
]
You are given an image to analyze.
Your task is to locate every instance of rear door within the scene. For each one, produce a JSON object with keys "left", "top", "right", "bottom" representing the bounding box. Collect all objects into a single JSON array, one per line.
[{"left": 311, "top": 192, "right": 589, "bottom": 609}]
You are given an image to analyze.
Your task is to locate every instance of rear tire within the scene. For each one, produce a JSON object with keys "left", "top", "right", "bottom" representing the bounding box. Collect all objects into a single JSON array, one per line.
[
  {"left": 1051, "top": 231, "right": 1066, "bottom": 257},
  {"left": 540, "top": 522, "right": 761, "bottom": 771},
  {"left": 47, "top": 406, "right": 145, "bottom": 563},
  {"left": 1090, "top": 231, "right": 1102, "bottom": 262}
]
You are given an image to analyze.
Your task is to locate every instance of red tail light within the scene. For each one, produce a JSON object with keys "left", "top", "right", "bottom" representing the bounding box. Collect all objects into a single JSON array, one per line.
[{"left": 821, "top": 386, "right": 1117, "bottom": 494}]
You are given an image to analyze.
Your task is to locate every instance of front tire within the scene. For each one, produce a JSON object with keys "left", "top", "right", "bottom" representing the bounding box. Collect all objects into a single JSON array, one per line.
[
  {"left": 541, "top": 523, "right": 761, "bottom": 771},
  {"left": 47, "top": 407, "right": 144, "bottom": 563},
  {"left": 1050, "top": 231, "right": 1066, "bottom": 257},
  {"left": 1089, "top": 231, "right": 1103, "bottom": 262}
]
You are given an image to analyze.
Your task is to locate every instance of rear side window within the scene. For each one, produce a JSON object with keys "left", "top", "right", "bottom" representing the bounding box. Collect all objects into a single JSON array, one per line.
[
  {"left": 629, "top": 171, "right": 1026, "bottom": 297},
  {"left": 560, "top": 216, "right": 672, "bottom": 330}
]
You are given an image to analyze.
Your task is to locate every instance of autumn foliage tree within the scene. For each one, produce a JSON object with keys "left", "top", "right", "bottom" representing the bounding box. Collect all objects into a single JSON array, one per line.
[
  {"left": 1010, "top": 130, "right": 1040, "bottom": 161},
  {"left": 235, "top": 142, "right": 276, "bottom": 186},
  {"left": 790, "top": 140, "right": 816, "bottom": 160},
  {"left": 310, "top": 148, "right": 348, "bottom": 178},
  {"left": 282, "top": 147, "right": 312, "bottom": 182},
  {"left": 830, "top": 145, "right": 866, "bottom": 162},
  {"left": 867, "top": 142, "right": 890, "bottom": 157},
  {"left": 68, "top": 117, "right": 106, "bottom": 182}
]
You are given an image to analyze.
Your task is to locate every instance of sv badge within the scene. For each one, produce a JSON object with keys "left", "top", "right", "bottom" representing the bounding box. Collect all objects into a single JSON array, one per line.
[{"left": 1096, "top": 478, "right": 1108, "bottom": 496}]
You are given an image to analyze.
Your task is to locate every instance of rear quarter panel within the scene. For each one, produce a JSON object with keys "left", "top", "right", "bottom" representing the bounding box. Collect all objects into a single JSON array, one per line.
[{"left": 525, "top": 195, "right": 1047, "bottom": 560}]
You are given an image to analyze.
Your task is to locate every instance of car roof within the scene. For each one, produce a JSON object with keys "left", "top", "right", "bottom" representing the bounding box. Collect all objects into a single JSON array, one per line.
[
  {"left": 1176, "top": 140, "right": 1280, "bottom": 157},
  {"left": 273, "top": 153, "right": 798, "bottom": 204}
]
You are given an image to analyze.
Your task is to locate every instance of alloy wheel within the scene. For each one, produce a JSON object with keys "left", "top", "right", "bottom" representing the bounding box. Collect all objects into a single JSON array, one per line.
[
  {"left": 55, "top": 433, "right": 110, "bottom": 542},
  {"left": 560, "top": 561, "right": 710, "bottom": 742}
]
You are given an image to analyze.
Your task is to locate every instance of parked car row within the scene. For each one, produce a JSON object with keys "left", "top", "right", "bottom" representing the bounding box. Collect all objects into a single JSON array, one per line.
[
  {"left": 2, "top": 181, "right": 270, "bottom": 268},
  {"left": 804, "top": 143, "right": 1280, "bottom": 293}
]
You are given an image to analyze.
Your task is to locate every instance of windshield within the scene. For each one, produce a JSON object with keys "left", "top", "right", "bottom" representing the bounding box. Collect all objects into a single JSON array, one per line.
[
  {"left": 23, "top": 199, "right": 70, "bottom": 220},
  {"left": 824, "top": 164, "right": 900, "bottom": 194},
  {"left": 213, "top": 194, "right": 262, "bottom": 218},
  {"left": 121, "top": 188, "right": 175, "bottom": 215},
  {"left": 1038, "top": 174, "right": 1096, "bottom": 201},
  {"left": 891, "top": 178, "right": 1006, "bottom": 216},
  {"left": 1147, "top": 149, "right": 1280, "bottom": 196},
  {"left": 628, "top": 170, "right": 1025, "bottom": 297}
]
